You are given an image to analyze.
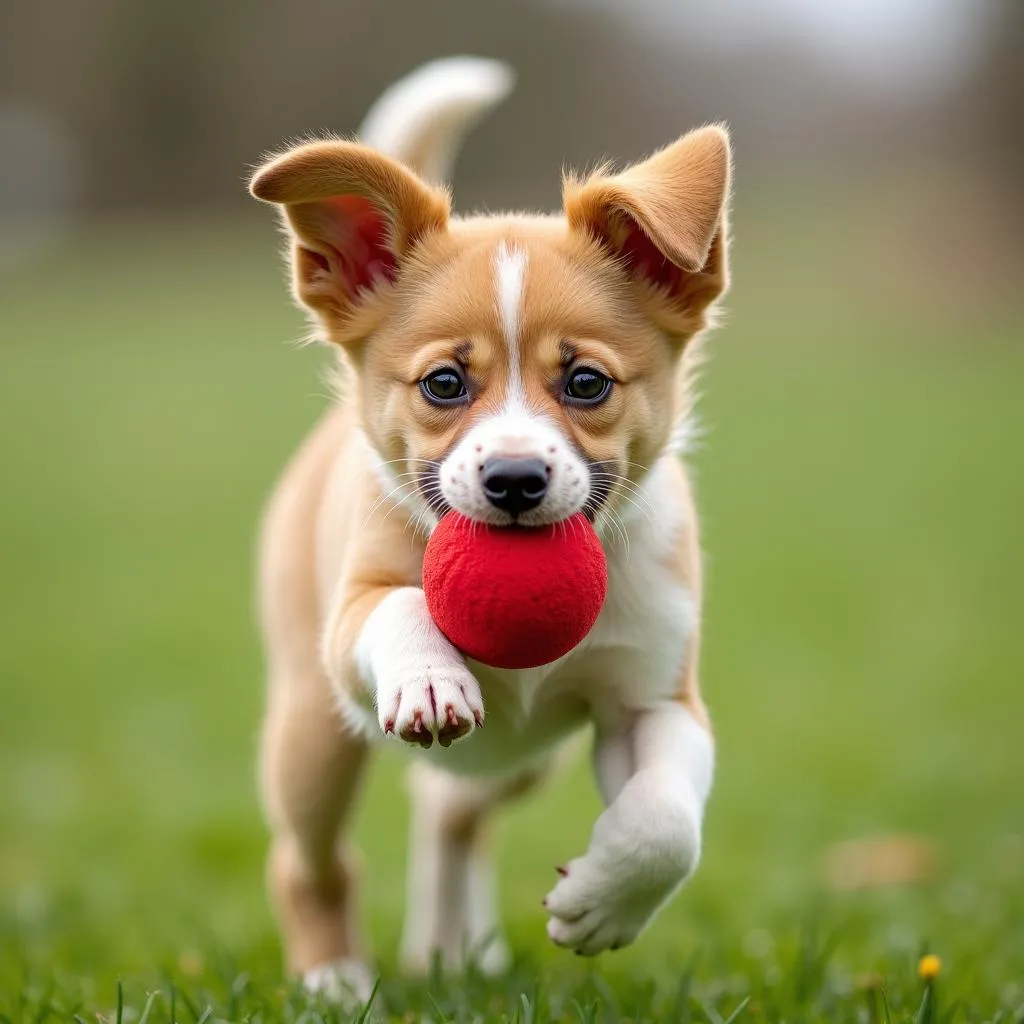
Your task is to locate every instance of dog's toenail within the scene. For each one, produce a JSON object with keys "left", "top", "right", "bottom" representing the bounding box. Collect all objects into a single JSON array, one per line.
[{"left": 555, "top": 865, "right": 568, "bottom": 877}]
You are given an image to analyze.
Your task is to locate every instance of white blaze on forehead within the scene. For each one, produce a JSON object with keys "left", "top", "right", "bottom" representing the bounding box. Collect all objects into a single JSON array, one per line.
[
  {"left": 436, "top": 239, "right": 590, "bottom": 527},
  {"left": 494, "top": 241, "right": 528, "bottom": 409}
]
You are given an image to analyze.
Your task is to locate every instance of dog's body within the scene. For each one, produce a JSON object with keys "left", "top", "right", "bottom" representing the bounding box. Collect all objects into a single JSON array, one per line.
[{"left": 252, "top": 58, "right": 730, "bottom": 998}]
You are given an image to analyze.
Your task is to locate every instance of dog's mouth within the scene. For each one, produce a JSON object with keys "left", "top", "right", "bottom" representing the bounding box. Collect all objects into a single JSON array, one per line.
[{"left": 421, "top": 458, "right": 617, "bottom": 528}]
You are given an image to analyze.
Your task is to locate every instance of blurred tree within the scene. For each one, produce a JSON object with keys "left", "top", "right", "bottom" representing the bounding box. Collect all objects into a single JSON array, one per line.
[
  {"left": 971, "top": 0, "right": 1024, "bottom": 194},
  {"left": 0, "top": 0, "right": 1014, "bottom": 216}
]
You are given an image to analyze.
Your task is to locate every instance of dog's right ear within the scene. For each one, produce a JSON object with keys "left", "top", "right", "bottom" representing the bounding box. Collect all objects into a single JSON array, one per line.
[{"left": 250, "top": 141, "right": 450, "bottom": 341}]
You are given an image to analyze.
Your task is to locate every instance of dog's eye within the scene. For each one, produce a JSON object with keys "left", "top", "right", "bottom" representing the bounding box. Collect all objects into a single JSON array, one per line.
[
  {"left": 565, "top": 368, "right": 611, "bottom": 404},
  {"left": 421, "top": 369, "right": 468, "bottom": 405}
]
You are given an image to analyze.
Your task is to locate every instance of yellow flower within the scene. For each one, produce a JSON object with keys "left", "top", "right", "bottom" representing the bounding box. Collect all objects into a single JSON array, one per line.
[{"left": 918, "top": 954, "right": 942, "bottom": 981}]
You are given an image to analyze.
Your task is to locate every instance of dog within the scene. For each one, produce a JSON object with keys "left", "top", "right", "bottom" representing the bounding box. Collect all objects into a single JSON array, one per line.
[{"left": 250, "top": 56, "right": 730, "bottom": 1000}]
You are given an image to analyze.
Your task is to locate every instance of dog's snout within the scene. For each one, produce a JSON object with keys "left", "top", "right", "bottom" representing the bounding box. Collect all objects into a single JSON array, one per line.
[{"left": 481, "top": 457, "right": 549, "bottom": 516}]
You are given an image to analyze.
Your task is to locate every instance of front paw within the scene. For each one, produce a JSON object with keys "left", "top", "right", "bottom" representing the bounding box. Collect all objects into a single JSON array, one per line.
[
  {"left": 376, "top": 664, "right": 484, "bottom": 748},
  {"left": 543, "top": 806, "right": 700, "bottom": 955},
  {"left": 543, "top": 859, "right": 675, "bottom": 956}
]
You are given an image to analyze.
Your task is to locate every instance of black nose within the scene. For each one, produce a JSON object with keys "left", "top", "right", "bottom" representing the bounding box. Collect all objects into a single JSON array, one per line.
[{"left": 481, "top": 457, "right": 549, "bottom": 516}]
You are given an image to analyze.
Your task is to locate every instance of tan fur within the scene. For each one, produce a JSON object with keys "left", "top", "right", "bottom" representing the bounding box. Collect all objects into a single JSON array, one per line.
[
  {"left": 258, "top": 407, "right": 368, "bottom": 973},
  {"left": 251, "top": 109, "right": 730, "bottom": 978},
  {"left": 667, "top": 467, "right": 710, "bottom": 731}
]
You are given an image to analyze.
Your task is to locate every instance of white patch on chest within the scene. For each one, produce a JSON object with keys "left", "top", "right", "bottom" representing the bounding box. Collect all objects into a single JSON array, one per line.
[
  {"left": 425, "top": 457, "right": 696, "bottom": 776},
  {"left": 583, "top": 459, "right": 695, "bottom": 713}
]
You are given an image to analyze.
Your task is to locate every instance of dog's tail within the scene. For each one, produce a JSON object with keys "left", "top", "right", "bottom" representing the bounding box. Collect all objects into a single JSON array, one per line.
[{"left": 358, "top": 56, "right": 514, "bottom": 185}]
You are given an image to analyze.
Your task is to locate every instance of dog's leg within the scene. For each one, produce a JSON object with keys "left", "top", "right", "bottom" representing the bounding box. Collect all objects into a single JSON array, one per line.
[
  {"left": 399, "top": 761, "right": 544, "bottom": 975},
  {"left": 327, "top": 585, "right": 484, "bottom": 749},
  {"left": 543, "top": 698, "right": 713, "bottom": 956},
  {"left": 260, "top": 670, "right": 373, "bottom": 1003}
]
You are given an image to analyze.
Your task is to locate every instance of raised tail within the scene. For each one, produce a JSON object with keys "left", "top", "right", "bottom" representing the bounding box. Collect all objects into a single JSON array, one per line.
[{"left": 358, "top": 56, "right": 515, "bottom": 184}]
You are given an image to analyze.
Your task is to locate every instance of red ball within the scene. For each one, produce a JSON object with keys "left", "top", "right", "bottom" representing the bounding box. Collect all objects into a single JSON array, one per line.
[{"left": 422, "top": 512, "right": 608, "bottom": 670}]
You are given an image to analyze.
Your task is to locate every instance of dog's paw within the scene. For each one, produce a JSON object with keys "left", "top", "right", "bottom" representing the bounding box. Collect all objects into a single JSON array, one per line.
[
  {"left": 399, "top": 931, "right": 510, "bottom": 978},
  {"left": 543, "top": 854, "right": 681, "bottom": 956},
  {"left": 304, "top": 958, "right": 376, "bottom": 1009},
  {"left": 376, "top": 664, "right": 483, "bottom": 748},
  {"left": 543, "top": 800, "right": 700, "bottom": 955}
]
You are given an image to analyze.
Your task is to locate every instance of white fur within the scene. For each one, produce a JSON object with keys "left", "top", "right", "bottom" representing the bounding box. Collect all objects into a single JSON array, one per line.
[
  {"left": 544, "top": 703, "right": 711, "bottom": 954},
  {"left": 439, "top": 410, "right": 590, "bottom": 526},
  {"left": 464, "top": 846, "right": 510, "bottom": 973},
  {"left": 495, "top": 241, "right": 528, "bottom": 410},
  {"left": 342, "top": 447, "right": 709, "bottom": 962},
  {"left": 437, "top": 240, "right": 591, "bottom": 526},
  {"left": 354, "top": 587, "right": 483, "bottom": 744},
  {"left": 359, "top": 57, "right": 515, "bottom": 184},
  {"left": 400, "top": 763, "right": 510, "bottom": 975},
  {"left": 586, "top": 457, "right": 697, "bottom": 697},
  {"left": 335, "top": 451, "right": 711, "bottom": 965},
  {"left": 407, "top": 456, "right": 698, "bottom": 769},
  {"left": 406, "top": 457, "right": 711, "bottom": 954},
  {"left": 303, "top": 958, "right": 375, "bottom": 1007}
]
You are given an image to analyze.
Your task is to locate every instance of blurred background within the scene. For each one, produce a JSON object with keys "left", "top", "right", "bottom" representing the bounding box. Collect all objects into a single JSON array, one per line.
[{"left": 1, "top": 0, "right": 1022, "bottom": 1012}]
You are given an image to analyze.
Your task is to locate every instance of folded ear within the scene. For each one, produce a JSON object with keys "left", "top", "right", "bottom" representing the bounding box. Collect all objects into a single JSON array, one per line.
[
  {"left": 250, "top": 141, "right": 450, "bottom": 340},
  {"left": 563, "top": 125, "right": 731, "bottom": 340}
]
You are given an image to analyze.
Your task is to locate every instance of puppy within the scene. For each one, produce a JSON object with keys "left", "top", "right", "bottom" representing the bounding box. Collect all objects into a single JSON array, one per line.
[{"left": 251, "top": 56, "right": 730, "bottom": 999}]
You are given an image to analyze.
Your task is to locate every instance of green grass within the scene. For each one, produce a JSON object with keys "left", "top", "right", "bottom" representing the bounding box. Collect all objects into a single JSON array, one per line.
[{"left": 1, "top": 203, "right": 1022, "bottom": 1022}]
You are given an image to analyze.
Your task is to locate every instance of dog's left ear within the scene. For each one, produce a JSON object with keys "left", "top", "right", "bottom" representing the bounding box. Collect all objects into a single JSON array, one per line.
[{"left": 564, "top": 125, "right": 731, "bottom": 340}]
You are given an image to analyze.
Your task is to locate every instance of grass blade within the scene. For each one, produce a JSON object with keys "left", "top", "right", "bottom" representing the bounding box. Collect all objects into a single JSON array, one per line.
[
  {"left": 721, "top": 996, "right": 751, "bottom": 1024},
  {"left": 354, "top": 977, "right": 381, "bottom": 1024},
  {"left": 520, "top": 992, "right": 534, "bottom": 1024},
  {"left": 137, "top": 991, "right": 160, "bottom": 1024}
]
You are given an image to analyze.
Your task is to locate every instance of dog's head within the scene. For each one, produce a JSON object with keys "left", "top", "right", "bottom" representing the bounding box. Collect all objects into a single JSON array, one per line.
[{"left": 250, "top": 127, "right": 730, "bottom": 530}]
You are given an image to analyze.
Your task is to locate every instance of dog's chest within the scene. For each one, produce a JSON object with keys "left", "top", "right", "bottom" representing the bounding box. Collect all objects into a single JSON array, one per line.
[{"left": 420, "top": 482, "right": 694, "bottom": 777}]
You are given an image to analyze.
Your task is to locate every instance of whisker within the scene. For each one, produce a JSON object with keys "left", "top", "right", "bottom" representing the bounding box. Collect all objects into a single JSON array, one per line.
[
  {"left": 589, "top": 478, "right": 655, "bottom": 513},
  {"left": 373, "top": 457, "right": 440, "bottom": 469},
  {"left": 363, "top": 480, "right": 419, "bottom": 519},
  {"left": 362, "top": 479, "right": 422, "bottom": 529},
  {"left": 598, "top": 503, "right": 630, "bottom": 561},
  {"left": 613, "top": 493, "right": 654, "bottom": 526},
  {"left": 588, "top": 472, "right": 656, "bottom": 521},
  {"left": 606, "top": 507, "right": 630, "bottom": 562},
  {"left": 382, "top": 494, "right": 424, "bottom": 529}
]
